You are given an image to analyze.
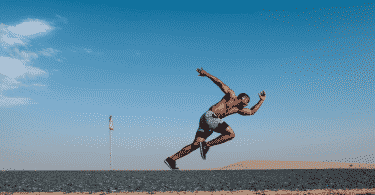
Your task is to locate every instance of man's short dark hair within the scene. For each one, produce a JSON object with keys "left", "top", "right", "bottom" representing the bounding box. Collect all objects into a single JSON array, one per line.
[{"left": 238, "top": 93, "right": 249, "bottom": 100}]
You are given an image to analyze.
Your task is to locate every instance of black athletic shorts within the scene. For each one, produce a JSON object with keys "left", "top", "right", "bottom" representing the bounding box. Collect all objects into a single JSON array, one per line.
[{"left": 195, "top": 110, "right": 229, "bottom": 139}]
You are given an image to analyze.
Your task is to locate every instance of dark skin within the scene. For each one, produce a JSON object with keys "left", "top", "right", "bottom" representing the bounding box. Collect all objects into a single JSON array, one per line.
[
  {"left": 197, "top": 67, "right": 266, "bottom": 119},
  {"left": 170, "top": 68, "right": 266, "bottom": 161}
]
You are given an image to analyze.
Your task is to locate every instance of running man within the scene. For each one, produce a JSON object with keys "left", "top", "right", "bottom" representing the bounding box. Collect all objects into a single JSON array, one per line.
[{"left": 164, "top": 68, "right": 266, "bottom": 170}]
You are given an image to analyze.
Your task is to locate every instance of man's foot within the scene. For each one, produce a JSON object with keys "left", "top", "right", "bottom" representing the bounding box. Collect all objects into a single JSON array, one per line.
[
  {"left": 200, "top": 141, "right": 210, "bottom": 160},
  {"left": 164, "top": 157, "right": 179, "bottom": 170}
]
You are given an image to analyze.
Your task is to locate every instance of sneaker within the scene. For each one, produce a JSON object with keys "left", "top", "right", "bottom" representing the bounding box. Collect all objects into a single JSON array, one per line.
[
  {"left": 200, "top": 141, "right": 210, "bottom": 160},
  {"left": 164, "top": 157, "right": 179, "bottom": 170}
]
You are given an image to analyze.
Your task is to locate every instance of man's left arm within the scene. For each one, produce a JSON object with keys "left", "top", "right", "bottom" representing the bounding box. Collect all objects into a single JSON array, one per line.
[
  {"left": 250, "top": 99, "right": 265, "bottom": 114},
  {"left": 238, "top": 90, "right": 266, "bottom": 116},
  {"left": 238, "top": 100, "right": 264, "bottom": 116}
]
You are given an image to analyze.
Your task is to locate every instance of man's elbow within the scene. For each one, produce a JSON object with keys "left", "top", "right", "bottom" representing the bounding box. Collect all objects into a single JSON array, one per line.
[
  {"left": 250, "top": 109, "right": 256, "bottom": 115},
  {"left": 221, "top": 84, "right": 233, "bottom": 95},
  {"left": 240, "top": 109, "right": 254, "bottom": 116}
]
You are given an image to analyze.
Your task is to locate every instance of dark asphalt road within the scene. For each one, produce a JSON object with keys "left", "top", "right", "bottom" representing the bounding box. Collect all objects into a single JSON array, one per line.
[{"left": 0, "top": 169, "right": 374, "bottom": 193}]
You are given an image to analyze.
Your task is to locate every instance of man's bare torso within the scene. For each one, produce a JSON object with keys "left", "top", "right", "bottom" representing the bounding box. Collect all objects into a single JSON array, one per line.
[{"left": 209, "top": 92, "right": 243, "bottom": 119}]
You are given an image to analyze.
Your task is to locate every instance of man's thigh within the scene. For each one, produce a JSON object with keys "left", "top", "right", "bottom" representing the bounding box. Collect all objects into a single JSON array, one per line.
[
  {"left": 194, "top": 128, "right": 213, "bottom": 140},
  {"left": 194, "top": 112, "right": 213, "bottom": 140},
  {"left": 212, "top": 122, "right": 232, "bottom": 135}
]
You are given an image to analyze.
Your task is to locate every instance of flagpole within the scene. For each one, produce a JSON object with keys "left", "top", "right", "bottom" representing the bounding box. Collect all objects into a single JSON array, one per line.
[{"left": 109, "top": 115, "right": 114, "bottom": 170}]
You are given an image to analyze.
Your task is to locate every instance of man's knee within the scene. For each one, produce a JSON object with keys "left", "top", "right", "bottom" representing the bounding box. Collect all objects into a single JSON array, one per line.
[
  {"left": 193, "top": 137, "right": 205, "bottom": 146},
  {"left": 191, "top": 142, "right": 200, "bottom": 150},
  {"left": 217, "top": 122, "right": 234, "bottom": 136},
  {"left": 225, "top": 126, "right": 235, "bottom": 138}
]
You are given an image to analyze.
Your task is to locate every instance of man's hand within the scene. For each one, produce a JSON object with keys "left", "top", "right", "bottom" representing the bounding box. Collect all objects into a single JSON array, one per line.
[
  {"left": 258, "top": 90, "right": 266, "bottom": 101},
  {"left": 250, "top": 91, "right": 266, "bottom": 114},
  {"left": 196, "top": 67, "right": 208, "bottom": 77}
]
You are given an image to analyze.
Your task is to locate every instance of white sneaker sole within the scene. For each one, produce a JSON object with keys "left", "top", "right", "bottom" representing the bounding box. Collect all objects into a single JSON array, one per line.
[{"left": 200, "top": 142, "right": 206, "bottom": 160}]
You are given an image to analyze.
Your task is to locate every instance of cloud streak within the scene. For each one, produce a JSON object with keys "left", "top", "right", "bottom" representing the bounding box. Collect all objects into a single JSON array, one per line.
[
  {"left": 39, "top": 48, "right": 59, "bottom": 56},
  {"left": 0, "top": 56, "right": 46, "bottom": 80},
  {"left": 0, "top": 95, "right": 36, "bottom": 107},
  {"left": 1, "top": 19, "right": 52, "bottom": 46}
]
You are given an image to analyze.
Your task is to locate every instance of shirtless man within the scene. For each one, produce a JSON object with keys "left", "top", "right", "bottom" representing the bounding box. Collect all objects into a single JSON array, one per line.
[{"left": 164, "top": 68, "right": 266, "bottom": 170}]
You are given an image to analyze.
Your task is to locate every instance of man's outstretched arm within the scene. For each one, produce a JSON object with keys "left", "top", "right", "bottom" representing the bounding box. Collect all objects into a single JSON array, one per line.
[
  {"left": 238, "top": 90, "right": 266, "bottom": 116},
  {"left": 238, "top": 100, "right": 264, "bottom": 116},
  {"left": 250, "top": 99, "right": 265, "bottom": 114},
  {"left": 196, "top": 68, "right": 233, "bottom": 95}
]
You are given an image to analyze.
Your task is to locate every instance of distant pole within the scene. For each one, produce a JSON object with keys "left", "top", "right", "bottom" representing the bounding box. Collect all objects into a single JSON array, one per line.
[{"left": 109, "top": 115, "right": 114, "bottom": 170}]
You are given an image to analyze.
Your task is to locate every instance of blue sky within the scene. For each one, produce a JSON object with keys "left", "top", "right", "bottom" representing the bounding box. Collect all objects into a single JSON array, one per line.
[{"left": 0, "top": 0, "right": 374, "bottom": 170}]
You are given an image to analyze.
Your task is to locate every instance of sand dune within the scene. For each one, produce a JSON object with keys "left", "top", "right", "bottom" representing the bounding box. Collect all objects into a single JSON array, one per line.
[
  {"left": 79, "top": 160, "right": 375, "bottom": 171},
  {"left": 180, "top": 160, "right": 375, "bottom": 171}
]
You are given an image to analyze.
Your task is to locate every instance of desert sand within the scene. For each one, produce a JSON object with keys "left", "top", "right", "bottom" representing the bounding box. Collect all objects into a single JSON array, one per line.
[
  {"left": 191, "top": 160, "right": 375, "bottom": 170},
  {"left": 71, "top": 160, "right": 375, "bottom": 171},
  {"left": 86, "top": 160, "right": 373, "bottom": 171}
]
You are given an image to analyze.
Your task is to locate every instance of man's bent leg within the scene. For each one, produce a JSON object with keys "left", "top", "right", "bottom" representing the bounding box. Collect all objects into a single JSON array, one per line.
[
  {"left": 207, "top": 125, "right": 235, "bottom": 147},
  {"left": 170, "top": 143, "right": 200, "bottom": 161},
  {"left": 206, "top": 134, "right": 234, "bottom": 147}
]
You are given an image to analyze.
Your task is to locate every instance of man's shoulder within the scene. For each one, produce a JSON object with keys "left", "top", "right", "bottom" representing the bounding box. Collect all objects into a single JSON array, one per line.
[
  {"left": 228, "top": 90, "right": 236, "bottom": 97},
  {"left": 223, "top": 91, "right": 236, "bottom": 100}
]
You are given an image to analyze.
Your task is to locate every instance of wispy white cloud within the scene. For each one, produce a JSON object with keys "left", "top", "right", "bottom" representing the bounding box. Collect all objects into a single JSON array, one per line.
[
  {"left": 55, "top": 14, "right": 68, "bottom": 24},
  {"left": 39, "top": 48, "right": 59, "bottom": 56},
  {"left": 0, "top": 74, "right": 19, "bottom": 90},
  {"left": 33, "top": 84, "right": 45, "bottom": 86},
  {"left": 1, "top": 19, "right": 52, "bottom": 47},
  {"left": 0, "top": 56, "right": 46, "bottom": 80},
  {"left": 7, "top": 19, "right": 51, "bottom": 36},
  {"left": 0, "top": 95, "right": 37, "bottom": 107},
  {"left": 84, "top": 48, "right": 92, "bottom": 53},
  {"left": 0, "top": 19, "right": 54, "bottom": 107},
  {"left": 1, "top": 33, "right": 24, "bottom": 45},
  {"left": 0, "top": 56, "right": 47, "bottom": 101},
  {"left": 7, "top": 48, "right": 38, "bottom": 63}
]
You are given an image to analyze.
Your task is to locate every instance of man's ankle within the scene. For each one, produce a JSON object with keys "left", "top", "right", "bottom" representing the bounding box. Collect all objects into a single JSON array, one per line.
[{"left": 170, "top": 156, "right": 177, "bottom": 161}]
